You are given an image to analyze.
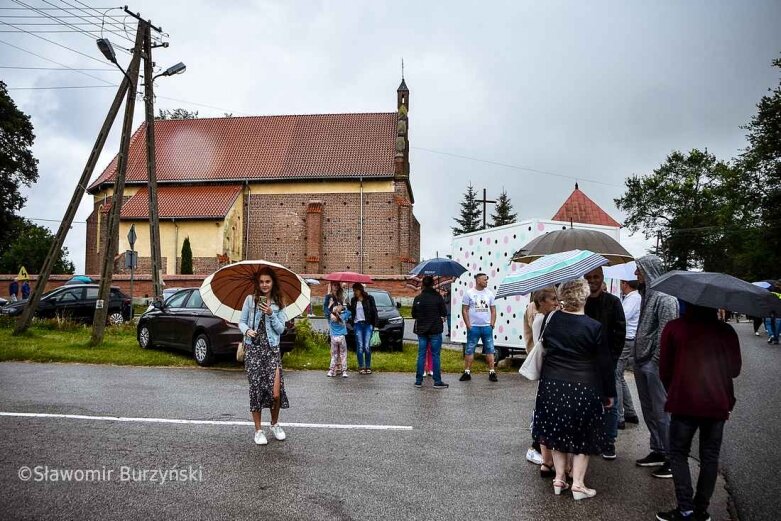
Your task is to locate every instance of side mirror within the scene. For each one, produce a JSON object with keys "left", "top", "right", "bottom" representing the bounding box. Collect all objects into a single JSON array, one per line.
[
  {"left": 396, "top": 302, "right": 401, "bottom": 309},
  {"left": 152, "top": 300, "right": 163, "bottom": 310}
]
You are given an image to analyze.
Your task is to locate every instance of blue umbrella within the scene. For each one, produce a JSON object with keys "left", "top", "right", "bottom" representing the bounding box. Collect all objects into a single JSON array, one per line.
[
  {"left": 496, "top": 250, "right": 609, "bottom": 298},
  {"left": 409, "top": 258, "right": 467, "bottom": 278},
  {"left": 64, "top": 275, "right": 93, "bottom": 285}
]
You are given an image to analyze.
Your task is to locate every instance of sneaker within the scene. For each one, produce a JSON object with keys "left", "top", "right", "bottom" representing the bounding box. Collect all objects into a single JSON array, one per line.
[
  {"left": 433, "top": 382, "right": 449, "bottom": 390},
  {"left": 269, "top": 423, "right": 286, "bottom": 441},
  {"left": 488, "top": 371, "right": 498, "bottom": 382},
  {"left": 414, "top": 381, "right": 423, "bottom": 388},
  {"left": 459, "top": 371, "right": 471, "bottom": 381},
  {"left": 693, "top": 510, "right": 711, "bottom": 521},
  {"left": 625, "top": 415, "right": 640, "bottom": 424},
  {"left": 755, "top": 331, "right": 760, "bottom": 336},
  {"left": 652, "top": 463, "right": 673, "bottom": 479},
  {"left": 602, "top": 443, "right": 616, "bottom": 460},
  {"left": 636, "top": 451, "right": 666, "bottom": 467},
  {"left": 254, "top": 430, "right": 268, "bottom": 445},
  {"left": 341, "top": 371, "right": 348, "bottom": 378},
  {"left": 656, "top": 509, "right": 692, "bottom": 521},
  {"left": 526, "top": 447, "right": 543, "bottom": 465},
  {"left": 326, "top": 370, "right": 334, "bottom": 377}
]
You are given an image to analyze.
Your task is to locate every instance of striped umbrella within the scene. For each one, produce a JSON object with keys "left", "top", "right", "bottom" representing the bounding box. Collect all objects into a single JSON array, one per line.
[
  {"left": 200, "top": 260, "right": 311, "bottom": 324},
  {"left": 496, "top": 250, "right": 609, "bottom": 298}
]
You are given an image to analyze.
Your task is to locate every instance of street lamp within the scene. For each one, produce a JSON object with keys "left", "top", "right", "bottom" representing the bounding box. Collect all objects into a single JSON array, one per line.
[
  {"left": 153, "top": 62, "right": 186, "bottom": 80},
  {"left": 96, "top": 38, "right": 134, "bottom": 86}
]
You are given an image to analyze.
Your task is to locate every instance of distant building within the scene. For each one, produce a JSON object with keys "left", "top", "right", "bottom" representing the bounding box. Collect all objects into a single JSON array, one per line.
[
  {"left": 85, "top": 80, "right": 419, "bottom": 276},
  {"left": 551, "top": 182, "right": 622, "bottom": 227}
]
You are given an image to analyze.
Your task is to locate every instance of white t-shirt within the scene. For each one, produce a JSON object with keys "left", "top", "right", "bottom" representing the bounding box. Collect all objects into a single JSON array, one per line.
[
  {"left": 355, "top": 301, "right": 366, "bottom": 322},
  {"left": 462, "top": 288, "right": 495, "bottom": 327},
  {"left": 622, "top": 290, "right": 641, "bottom": 340}
]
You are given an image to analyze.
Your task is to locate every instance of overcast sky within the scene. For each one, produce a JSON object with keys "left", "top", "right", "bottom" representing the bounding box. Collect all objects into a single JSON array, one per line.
[{"left": 3, "top": 0, "right": 781, "bottom": 273}]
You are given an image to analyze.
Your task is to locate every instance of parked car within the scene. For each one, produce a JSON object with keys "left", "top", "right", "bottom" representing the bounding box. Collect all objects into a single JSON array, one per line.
[
  {"left": 0, "top": 284, "right": 131, "bottom": 324},
  {"left": 145, "top": 287, "right": 184, "bottom": 312},
  {"left": 0, "top": 297, "right": 8, "bottom": 307},
  {"left": 345, "top": 289, "right": 405, "bottom": 351},
  {"left": 137, "top": 288, "right": 296, "bottom": 366}
]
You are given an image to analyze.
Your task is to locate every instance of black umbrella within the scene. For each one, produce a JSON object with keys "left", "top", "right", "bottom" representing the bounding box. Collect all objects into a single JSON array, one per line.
[
  {"left": 512, "top": 228, "right": 633, "bottom": 266},
  {"left": 649, "top": 270, "right": 781, "bottom": 317}
]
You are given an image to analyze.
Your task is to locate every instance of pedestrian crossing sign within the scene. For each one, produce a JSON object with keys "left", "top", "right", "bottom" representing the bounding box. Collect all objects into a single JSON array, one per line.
[{"left": 18, "top": 266, "right": 29, "bottom": 281}]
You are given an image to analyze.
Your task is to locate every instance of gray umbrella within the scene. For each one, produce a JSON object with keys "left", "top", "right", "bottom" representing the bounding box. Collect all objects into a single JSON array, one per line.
[
  {"left": 512, "top": 228, "right": 633, "bottom": 266},
  {"left": 649, "top": 270, "right": 781, "bottom": 317}
]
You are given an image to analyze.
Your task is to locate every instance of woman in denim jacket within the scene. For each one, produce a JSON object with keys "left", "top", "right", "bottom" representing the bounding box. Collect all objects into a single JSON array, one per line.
[{"left": 239, "top": 267, "right": 288, "bottom": 446}]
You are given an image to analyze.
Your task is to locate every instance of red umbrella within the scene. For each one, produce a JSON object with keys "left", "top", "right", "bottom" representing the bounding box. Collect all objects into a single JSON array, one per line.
[{"left": 324, "top": 271, "right": 373, "bottom": 284}]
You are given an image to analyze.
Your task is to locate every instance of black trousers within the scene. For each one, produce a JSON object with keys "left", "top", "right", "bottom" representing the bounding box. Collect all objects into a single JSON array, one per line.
[{"left": 669, "top": 415, "right": 725, "bottom": 513}]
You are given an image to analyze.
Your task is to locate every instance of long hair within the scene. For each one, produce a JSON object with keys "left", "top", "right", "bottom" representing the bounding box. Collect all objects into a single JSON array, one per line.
[
  {"left": 255, "top": 267, "right": 284, "bottom": 308},
  {"left": 352, "top": 282, "right": 368, "bottom": 300},
  {"left": 329, "top": 282, "right": 344, "bottom": 305}
]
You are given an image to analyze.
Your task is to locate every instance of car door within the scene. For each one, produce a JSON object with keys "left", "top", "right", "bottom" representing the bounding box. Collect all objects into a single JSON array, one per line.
[
  {"left": 81, "top": 286, "right": 100, "bottom": 322},
  {"left": 51, "top": 287, "right": 84, "bottom": 321},
  {"left": 172, "top": 289, "right": 208, "bottom": 349},
  {"left": 156, "top": 290, "right": 191, "bottom": 345}
]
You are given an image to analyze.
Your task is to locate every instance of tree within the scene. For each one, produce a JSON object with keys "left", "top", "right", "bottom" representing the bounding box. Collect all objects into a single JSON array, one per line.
[
  {"left": 452, "top": 183, "right": 482, "bottom": 235},
  {"left": 156, "top": 108, "right": 199, "bottom": 120},
  {"left": 736, "top": 55, "right": 781, "bottom": 279},
  {"left": 490, "top": 189, "right": 517, "bottom": 227},
  {"left": 0, "top": 81, "right": 39, "bottom": 255},
  {"left": 180, "top": 236, "right": 193, "bottom": 274},
  {"left": 615, "top": 149, "right": 736, "bottom": 272},
  {"left": 0, "top": 218, "right": 74, "bottom": 274}
]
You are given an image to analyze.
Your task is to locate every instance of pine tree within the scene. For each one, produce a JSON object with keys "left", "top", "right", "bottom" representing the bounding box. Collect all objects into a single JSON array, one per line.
[
  {"left": 452, "top": 183, "right": 482, "bottom": 235},
  {"left": 490, "top": 189, "right": 517, "bottom": 227},
  {"left": 180, "top": 237, "right": 193, "bottom": 274}
]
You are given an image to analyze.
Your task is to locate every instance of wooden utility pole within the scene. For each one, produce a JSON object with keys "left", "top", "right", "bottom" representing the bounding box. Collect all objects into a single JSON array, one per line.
[
  {"left": 142, "top": 25, "right": 164, "bottom": 300},
  {"left": 13, "top": 50, "right": 134, "bottom": 336},
  {"left": 477, "top": 188, "right": 496, "bottom": 229},
  {"left": 90, "top": 23, "right": 145, "bottom": 346}
]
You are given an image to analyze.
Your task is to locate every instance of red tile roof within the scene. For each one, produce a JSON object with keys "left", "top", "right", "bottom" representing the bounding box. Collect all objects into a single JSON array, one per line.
[
  {"left": 120, "top": 185, "right": 242, "bottom": 219},
  {"left": 88, "top": 113, "right": 398, "bottom": 191},
  {"left": 551, "top": 185, "right": 622, "bottom": 228}
]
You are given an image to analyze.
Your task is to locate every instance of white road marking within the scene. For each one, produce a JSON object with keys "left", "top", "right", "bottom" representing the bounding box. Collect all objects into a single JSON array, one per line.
[{"left": 0, "top": 411, "right": 413, "bottom": 431}]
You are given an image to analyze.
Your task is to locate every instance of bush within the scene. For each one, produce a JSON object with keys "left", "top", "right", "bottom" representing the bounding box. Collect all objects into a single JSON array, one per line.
[{"left": 293, "top": 318, "right": 329, "bottom": 352}]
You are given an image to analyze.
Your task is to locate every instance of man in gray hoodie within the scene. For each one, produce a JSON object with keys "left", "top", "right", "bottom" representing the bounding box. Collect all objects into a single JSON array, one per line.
[{"left": 633, "top": 255, "right": 679, "bottom": 478}]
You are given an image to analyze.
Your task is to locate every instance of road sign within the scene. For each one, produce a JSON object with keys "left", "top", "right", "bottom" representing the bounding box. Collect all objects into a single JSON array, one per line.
[
  {"left": 127, "top": 224, "right": 137, "bottom": 248},
  {"left": 124, "top": 250, "right": 138, "bottom": 269},
  {"left": 17, "top": 266, "right": 29, "bottom": 281}
]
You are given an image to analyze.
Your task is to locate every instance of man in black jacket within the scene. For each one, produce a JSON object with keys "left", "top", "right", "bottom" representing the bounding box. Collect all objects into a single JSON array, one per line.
[
  {"left": 585, "top": 267, "right": 627, "bottom": 460},
  {"left": 412, "top": 276, "right": 449, "bottom": 389}
]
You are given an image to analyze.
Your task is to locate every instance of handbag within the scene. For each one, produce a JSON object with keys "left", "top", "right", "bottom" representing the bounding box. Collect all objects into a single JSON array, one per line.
[
  {"left": 519, "top": 310, "right": 557, "bottom": 381},
  {"left": 236, "top": 341, "right": 245, "bottom": 363},
  {"left": 370, "top": 329, "right": 381, "bottom": 348}
]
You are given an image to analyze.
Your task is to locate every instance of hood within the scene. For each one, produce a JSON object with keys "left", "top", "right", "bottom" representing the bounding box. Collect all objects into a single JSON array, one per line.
[{"left": 636, "top": 254, "right": 666, "bottom": 283}]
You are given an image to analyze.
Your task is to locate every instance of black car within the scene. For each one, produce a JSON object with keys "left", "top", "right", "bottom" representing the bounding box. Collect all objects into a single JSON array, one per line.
[
  {"left": 0, "top": 284, "right": 131, "bottom": 324},
  {"left": 137, "top": 288, "right": 296, "bottom": 366},
  {"left": 345, "top": 289, "right": 405, "bottom": 351}
]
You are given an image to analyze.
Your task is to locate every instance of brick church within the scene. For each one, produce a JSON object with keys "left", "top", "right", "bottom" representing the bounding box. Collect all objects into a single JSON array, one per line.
[{"left": 85, "top": 80, "right": 420, "bottom": 276}]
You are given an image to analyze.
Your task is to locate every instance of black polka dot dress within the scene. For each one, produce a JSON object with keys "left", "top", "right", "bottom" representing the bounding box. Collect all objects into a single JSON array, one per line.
[{"left": 245, "top": 315, "right": 289, "bottom": 412}]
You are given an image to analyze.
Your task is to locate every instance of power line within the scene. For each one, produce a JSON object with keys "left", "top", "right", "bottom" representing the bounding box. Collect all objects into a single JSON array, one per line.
[
  {"left": 0, "top": 38, "right": 115, "bottom": 85},
  {"left": 0, "top": 19, "right": 109, "bottom": 65},
  {"left": 11, "top": 0, "right": 103, "bottom": 40},
  {"left": 0, "top": 65, "right": 117, "bottom": 70},
  {"left": 23, "top": 217, "right": 87, "bottom": 224},
  {"left": 8, "top": 84, "right": 117, "bottom": 90},
  {"left": 411, "top": 146, "right": 624, "bottom": 188},
  {"left": 40, "top": 0, "right": 135, "bottom": 45}
]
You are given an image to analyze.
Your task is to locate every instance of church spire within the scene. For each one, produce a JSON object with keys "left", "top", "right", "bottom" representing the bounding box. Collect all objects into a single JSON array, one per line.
[{"left": 397, "top": 59, "right": 409, "bottom": 112}]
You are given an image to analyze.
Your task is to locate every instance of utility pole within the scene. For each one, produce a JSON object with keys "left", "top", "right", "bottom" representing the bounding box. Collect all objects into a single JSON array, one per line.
[
  {"left": 13, "top": 54, "right": 134, "bottom": 336},
  {"left": 476, "top": 188, "right": 496, "bottom": 230},
  {"left": 143, "top": 25, "right": 164, "bottom": 301},
  {"left": 90, "top": 23, "right": 145, "bottom": 346}
]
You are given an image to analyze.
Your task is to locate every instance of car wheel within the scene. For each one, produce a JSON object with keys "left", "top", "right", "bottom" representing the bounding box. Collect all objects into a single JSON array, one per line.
[
  {"left": 193, "top": 333, "right": 215, "bottom": 366},
  {"left": 108, "top": 312, "right": 125, "bottom": 325},
  {"left": 138, "top": 325, "right": 152, "bottom": 349}
]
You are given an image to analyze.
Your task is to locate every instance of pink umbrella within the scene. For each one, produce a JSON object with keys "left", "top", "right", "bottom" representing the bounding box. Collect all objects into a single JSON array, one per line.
[{"left": 324, "top": 271, "right": 373, "bottom": 284}]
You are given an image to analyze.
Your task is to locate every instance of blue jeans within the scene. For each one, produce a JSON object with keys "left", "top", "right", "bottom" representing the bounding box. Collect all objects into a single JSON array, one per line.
[
  {"left": 354, "top": 321, "right": 373, "bottom": 368},
  {"left": 604, "top": 389, "right": 619, "bottom": 444},
  {"left": 764, "top": 317, "right": 780, "bottom": 341},
  {"left": 465, "top": 325, "right": 495, "bottom": 355},
  {"left": 416, "top": 334, "right": 443, "bottom": 384}
]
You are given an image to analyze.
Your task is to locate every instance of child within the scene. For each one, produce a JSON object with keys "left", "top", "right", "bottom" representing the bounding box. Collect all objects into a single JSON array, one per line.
[{"left": 327, "top": 304, "right": 351, "bottom": 378}]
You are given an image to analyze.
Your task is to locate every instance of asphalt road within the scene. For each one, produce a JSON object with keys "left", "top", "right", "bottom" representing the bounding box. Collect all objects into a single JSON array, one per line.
[
  {"left": 0, "top": 361, "right": 731, "bottom": 521},
  {"left": 719, "top": 322, "right": 781, "bottom": 521}
]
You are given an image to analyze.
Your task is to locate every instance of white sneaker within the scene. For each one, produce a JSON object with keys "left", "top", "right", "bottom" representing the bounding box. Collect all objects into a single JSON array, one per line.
[
  {"left": 254, "top": 430, "right": 268, "bottom": 445},
  {"left": 341, "top": 371, "right": 348, "bottom": 378},
  {"left": 326, "top": 370, "right": 334, "bottom": 377},
  {"left": 526, "top": 447, "right": 543, "bottom": 465},
  {"left": 270, "top": 423, "right": 286, "bottom": 441}
]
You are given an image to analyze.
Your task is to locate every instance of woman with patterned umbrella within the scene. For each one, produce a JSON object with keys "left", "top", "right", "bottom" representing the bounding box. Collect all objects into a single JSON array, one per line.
[{"left": 200, "top": 260, "right": 310, "bottom": 446}]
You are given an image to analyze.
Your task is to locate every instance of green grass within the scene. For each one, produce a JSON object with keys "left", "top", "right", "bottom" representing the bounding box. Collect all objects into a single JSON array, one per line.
[
  {"left": 398, "top": 305, "right": 412, "bottom": 318},
  {"left": 0, "top": 316, "right": 506, "bottom": 373}
]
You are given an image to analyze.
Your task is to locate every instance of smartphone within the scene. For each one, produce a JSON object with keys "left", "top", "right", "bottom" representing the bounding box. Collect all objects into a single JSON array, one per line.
[{"left": 258, "top": 296, "right": 267, "bottom": 306}]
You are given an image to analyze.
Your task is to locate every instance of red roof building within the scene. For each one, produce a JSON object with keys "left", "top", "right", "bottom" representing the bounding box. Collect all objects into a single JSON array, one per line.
[
  {"left": 551, "top": 183, "right": 622, "bottom": 228},
  {"left": 85, "top": 80, "right": 419, "bottom": 277}
]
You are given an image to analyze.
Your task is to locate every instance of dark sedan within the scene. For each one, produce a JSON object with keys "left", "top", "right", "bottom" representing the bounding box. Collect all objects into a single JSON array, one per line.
[
  {"left": 137, "top": 288, "right": 296, "bottom": 366},
  {"left": 346, "top": 289, "right": 405, "bottom": 351},
  {"left": 0, "top": 284, "right": 131, "bottom": 324}
]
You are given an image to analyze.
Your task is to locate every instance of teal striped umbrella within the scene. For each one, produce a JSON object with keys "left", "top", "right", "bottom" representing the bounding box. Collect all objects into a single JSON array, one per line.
[{"left": 496, "top": 250, "right": 609, "bottom": 298}]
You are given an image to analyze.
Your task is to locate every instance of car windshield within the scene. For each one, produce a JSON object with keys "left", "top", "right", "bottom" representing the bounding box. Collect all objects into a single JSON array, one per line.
[{"left": 369, "top": 292, "right": 393, "bottom": 307}]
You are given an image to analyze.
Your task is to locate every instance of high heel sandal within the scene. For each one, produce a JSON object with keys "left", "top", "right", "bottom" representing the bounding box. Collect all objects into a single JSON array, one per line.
[
  {"left": 553, "top": 479, "right": 570, "bottom": 495},
  {"left": 571, "top": 485, "right": 597, "bottom": 500},
  {"left": 540, "top": 463, "right": 555, "bottom": 478}
]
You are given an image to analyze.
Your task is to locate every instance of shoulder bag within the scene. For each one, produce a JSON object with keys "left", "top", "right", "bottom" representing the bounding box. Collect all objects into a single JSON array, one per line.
[{"left": 519, "top": 310, "right": 557, "bottom": 381}]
